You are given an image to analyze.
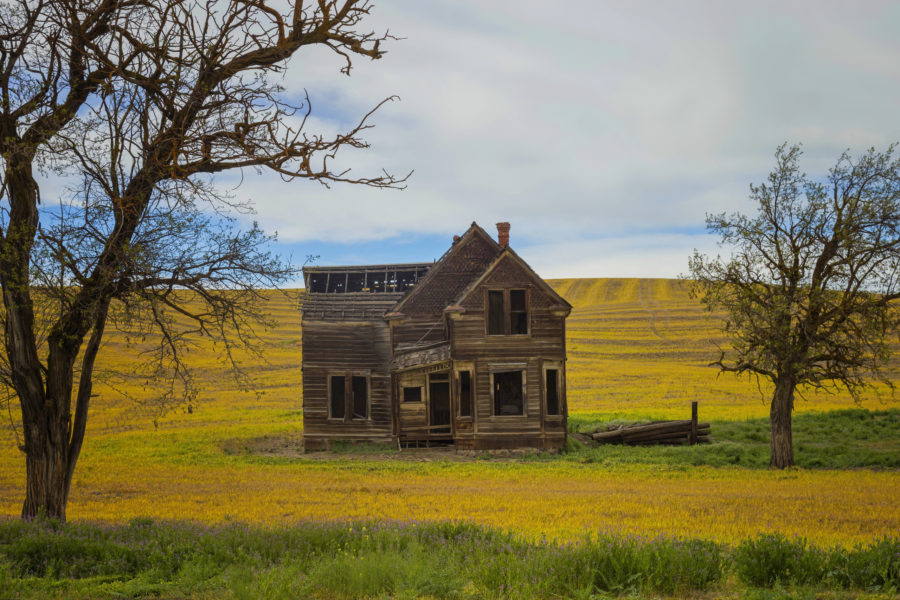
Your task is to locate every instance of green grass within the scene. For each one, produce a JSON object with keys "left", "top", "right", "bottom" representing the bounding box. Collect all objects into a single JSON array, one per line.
[
  {"left": 1, "top": 518, "right": 897, "bottom": 599},
  {"left": 564, "top": 409, "right": 900, "bottom": 469}
]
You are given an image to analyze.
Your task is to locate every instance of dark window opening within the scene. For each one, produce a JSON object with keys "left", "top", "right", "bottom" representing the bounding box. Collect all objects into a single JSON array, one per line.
[
  {"left": 351, "top": 376, "right": 368, "bottom": 419},
  {"left": 429, "top": 372, "right": 449, "bottom": 382},
  {"left": 366, "top": 271, "right": 386, "bottom": 292},
  {"left": 488, "top": 290, "right": 505, "bottom": 335},
  {"left": 403, "top": 387, "right": 422, "bottom": 403},
  {"left": 326, "top": 273, "right": 346, "bottom": 293},
  {"left": 330, "top": 375, "right": 345, "bottom": 419},
  {"left": 307, "top": 266, "right": 429, "bottom": 294},
  {"left": 396, "top": 271, "right": 417, "bottom": 292},
  {"left": 386, "top": 271, "right": 398, "bottom": 292},
  {"left": 347, "top": 272, "right": 366, "bottom": 292},
  {"left": 510, "top": 289, "right": 528, "bottom": 334},
  {"left": 493, "top": 371, "right": 523, "bottom": 416},
  {"left": 308, "top": 273, "right": 328, "bottom": 293},
  {"left": 459, "top": 371, "right": 472, "bottom": 417},
  {"left": 546, "top": 369, "right": 560, "bottom": 415}
]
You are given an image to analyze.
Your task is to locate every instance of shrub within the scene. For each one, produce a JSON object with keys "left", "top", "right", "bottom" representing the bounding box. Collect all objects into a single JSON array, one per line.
[{"left": 732, "top": 533, "right": 827, "bottom": 587}]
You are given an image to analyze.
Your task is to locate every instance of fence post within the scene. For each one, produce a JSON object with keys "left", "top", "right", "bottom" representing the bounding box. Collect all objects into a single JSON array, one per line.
[{"left": 690, "top": 401, "right": 698, "bottom": 445}]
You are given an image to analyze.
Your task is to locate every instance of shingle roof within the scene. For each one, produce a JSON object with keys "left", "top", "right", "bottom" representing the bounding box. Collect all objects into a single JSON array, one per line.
[{"left": 390, "top": 223, "right": 501, "bottom": 317}]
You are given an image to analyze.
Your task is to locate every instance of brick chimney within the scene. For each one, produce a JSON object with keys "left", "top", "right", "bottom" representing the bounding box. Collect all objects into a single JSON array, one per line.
[{"left": 496, "top": 222, "right": 510, "bottom": 248}]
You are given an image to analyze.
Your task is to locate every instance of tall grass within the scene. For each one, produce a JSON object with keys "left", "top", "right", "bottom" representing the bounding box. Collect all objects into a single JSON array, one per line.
[{"left": 1, "top": 518, "right": 897, "bottom": 599}]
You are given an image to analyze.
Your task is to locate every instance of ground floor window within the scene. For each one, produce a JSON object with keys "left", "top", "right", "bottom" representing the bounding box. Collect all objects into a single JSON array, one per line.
[
  {"left": 329, "top": 375, "right": 345, "bottom": 419},
  {"left": 328, "top": 374, "right": 369, "bottom": 420},
  {"left": 545, "top": 368, "right": 560, "bottom": 415},
  {"left": 403, "top": 386, "right": 422, "bottom": 403},
  {"left": 458, "top": 370, "right": 472, "bottom": 417},
  {"left": 493, "top": 370, "right": 524, "bottom": 416}
]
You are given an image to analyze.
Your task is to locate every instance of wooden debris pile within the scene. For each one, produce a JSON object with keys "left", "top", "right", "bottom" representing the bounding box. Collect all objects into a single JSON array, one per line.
[
  {"left": 591, "top": 419, "right": 710, "bottom": 445},
  {"left": 590, "top": 401, "right": 710, "bottom": 446}
]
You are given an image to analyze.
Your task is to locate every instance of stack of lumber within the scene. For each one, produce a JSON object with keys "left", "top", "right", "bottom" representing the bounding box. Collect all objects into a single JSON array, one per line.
[{"left": 591, "top": 419, "right": 711, "bottom": 446}]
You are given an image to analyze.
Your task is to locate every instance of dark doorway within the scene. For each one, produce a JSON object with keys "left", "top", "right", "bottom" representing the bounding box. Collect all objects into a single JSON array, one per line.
[{"left": 429, "top": 375, "right": 451, "bottom": 433}]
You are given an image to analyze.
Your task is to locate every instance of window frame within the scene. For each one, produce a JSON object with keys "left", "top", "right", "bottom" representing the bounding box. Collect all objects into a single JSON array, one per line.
[
  {"left": 542, "top": 361, "right": 564, "bottom": 419},
  {"left": 326, "top": 371, "right": 371, "bottom": 422},
  {"left": 488, "top": 364, "right": 528, "bottom": 418},
  {"left": 454, "top": 362, "right": 474, "bottom": 419},
  {"left": 402, "top": 386, "right": 424, "bottom": 403},
  {"left": 484, "top": 288, "right": 530, "bottom": 336}
]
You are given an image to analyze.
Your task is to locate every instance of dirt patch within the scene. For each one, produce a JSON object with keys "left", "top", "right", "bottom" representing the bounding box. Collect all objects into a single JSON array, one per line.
[
  {"left": 221, "top": 435, "right": 305, "bottom": 458},
  {"left": 220, "top": 435, "right": 559, "bottom": 462}
]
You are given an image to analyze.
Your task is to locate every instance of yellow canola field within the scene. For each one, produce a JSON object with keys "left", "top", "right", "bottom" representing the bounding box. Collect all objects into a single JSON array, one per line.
[
  {"left": 553, "top": 278, "right": 900, "bottom": 419},
  {"left": 2, "top": 437, "right": 898, "bottom": 547},
  {"left": 1, "top": 279, "right": 898, "bottom": 545}
]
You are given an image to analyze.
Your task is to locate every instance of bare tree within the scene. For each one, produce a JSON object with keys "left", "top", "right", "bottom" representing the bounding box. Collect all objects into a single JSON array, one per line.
[
  {"left": 0, "top": 0, "right": 404, "bottom": 520},
  {"left": 689, "top": 144, "right": 900, "bottom": 468}
]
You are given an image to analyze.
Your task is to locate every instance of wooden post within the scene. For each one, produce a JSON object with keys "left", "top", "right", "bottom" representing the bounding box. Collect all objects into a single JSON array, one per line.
[{"left": 690, "top": 401, "right": 698, "bottom": 445}]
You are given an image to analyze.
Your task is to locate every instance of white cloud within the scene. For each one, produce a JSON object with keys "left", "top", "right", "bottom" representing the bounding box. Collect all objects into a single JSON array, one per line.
[{"left": 194, "top": 1, "right": 900, "bottom": 277}]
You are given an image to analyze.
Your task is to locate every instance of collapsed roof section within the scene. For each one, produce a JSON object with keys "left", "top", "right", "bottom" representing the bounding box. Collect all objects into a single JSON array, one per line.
[{"left": 303, "top": 262, "right": 433, "bottom": 295}]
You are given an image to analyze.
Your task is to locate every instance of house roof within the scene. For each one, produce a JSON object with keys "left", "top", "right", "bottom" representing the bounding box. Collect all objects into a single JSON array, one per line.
[
  {"left": 390, "top": 222, "right": 501, "bottom": 316},
  {"left": 450, "top": 246, "right": 573, "bottom": 311},
  {"left": 301, "top": 221, "right": 570, "bottom": 321}
]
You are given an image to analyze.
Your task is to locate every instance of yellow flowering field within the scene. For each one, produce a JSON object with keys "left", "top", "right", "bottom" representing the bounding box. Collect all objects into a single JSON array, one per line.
[
  {"left": 1, "top": 279, "right": 898, "bottom": 547},
  {"left": 552, "top": 278, "right": 900, "bottom": 420}
]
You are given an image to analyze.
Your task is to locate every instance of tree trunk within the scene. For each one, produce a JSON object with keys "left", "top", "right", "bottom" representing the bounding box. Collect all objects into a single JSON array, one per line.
[
  {"left": 21, "top": 408, "right": 72, "bottom": 521},
  {"left": 769, "top": 375, "right": 795, "bottom": 469}
]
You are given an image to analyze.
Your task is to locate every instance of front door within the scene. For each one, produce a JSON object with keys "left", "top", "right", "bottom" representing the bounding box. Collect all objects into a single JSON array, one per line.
[{"left": 429, "top": 374, "right": 451, "bottom": 433}]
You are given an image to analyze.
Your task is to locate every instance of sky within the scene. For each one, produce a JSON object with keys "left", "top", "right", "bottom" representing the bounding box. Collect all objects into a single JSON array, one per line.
[{"left": 225, "top": 0, "right": 900, "bottom": 285}]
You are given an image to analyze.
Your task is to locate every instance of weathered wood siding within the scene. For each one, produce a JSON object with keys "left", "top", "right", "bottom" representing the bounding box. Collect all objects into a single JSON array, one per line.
[
  {"left": 301, "top": 315, "right": 395, "bottom": 448},
  {"left": 451, "top": 254, "right": 567, "bottom": 449}
]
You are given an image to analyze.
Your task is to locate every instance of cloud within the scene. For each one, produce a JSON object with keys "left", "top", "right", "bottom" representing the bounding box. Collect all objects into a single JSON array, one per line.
[{"left": 41, "top": 0, "right": 900, "bottom": 280}]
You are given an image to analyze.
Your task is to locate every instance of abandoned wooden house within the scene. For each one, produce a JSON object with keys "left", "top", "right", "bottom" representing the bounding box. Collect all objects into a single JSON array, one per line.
[{"left": 300, "top": 222, "right": 572, "bottom": 450}]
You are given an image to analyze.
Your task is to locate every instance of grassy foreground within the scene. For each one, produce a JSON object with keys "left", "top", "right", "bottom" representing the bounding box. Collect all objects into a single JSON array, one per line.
[
  {"left": 2, "top": 518, "right": 898, "bottom": 599},
  {"left": 1, "top": 278, "right": 899, "bottom": 598}
]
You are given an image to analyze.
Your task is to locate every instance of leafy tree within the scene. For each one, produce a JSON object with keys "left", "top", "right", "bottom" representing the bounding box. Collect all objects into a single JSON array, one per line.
[
  {"left": 0, "top": 0, "right": 404, "bottom": 520},
  {"left": 689, "top": 144, "right": 900, "bottom": 468}
]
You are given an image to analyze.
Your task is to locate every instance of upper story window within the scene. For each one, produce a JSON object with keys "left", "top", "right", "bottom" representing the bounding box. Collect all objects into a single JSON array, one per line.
[{"left": 487, "top": 289, "right": 529, "bottom": 335}]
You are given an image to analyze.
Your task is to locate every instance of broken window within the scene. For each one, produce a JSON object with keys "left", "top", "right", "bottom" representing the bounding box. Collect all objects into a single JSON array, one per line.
[
  {"left": 326, "top": 273, "right": 346, "bottom": 293},
  {"left": 458, "top": 370, "right": 472, "bottom": 417},
  {"left": 347, "top": 272, "right": 366, "bottom": 292},
  {"left": 487, "top": 289, "right": 528, "bottom": 335},
  {"left": 493, "top": 370, "right": 524, "bottom": 416},
  {"left": 545, "top": 368, "right": 560, "bottom": 415},
  {"left": 307, "top": 272, "right": 328, "bottom": 293},
  {"left": 366, "top": 271, "right": 386, "bottom": 292},
  {"left": 329, "top": 375, "right": 345, "bottom": 419},
  {"left": 329, "top": 374, "right": 368, "bottom": 420},
  {"left": 386, "top": 271, "right": 398, "bottom": 292},
  {"left": 395, "top": 270, "right": 417, "bottom": 292},
  {"left": 403, "top": 386, "right": 422, "bottom": 403},
  {"left": 351, "top": 376, "right": 368, "bottom": 419}
]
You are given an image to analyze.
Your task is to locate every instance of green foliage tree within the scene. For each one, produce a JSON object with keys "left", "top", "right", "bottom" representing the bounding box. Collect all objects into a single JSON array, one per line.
[
  {"left": 0, "top": 0, "right": 403, "bottom": 520},
  {"left": 689, "top": 144, "right": 900, "bottom": 468}
]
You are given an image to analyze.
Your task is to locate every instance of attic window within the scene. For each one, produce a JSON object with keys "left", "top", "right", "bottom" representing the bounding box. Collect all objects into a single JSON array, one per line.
[
  {"left": 395, "top": 271, "right": 418, "bottom": 292},
  {"left": 308, "top": 273, "right": 328, "bottom": 293},
  {"left": 347, "top": 272, "right": 366, "bottom": 292},
  {"left": 487, "top": 289, "right": 529, "bottom": 336},
  {"left": 327, "top": 273, "right": 346, "bottom": 293},
  {"left": 366, "top": 271, "right": 386, "bottom": 292}
]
